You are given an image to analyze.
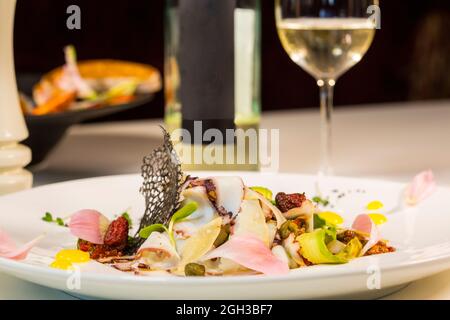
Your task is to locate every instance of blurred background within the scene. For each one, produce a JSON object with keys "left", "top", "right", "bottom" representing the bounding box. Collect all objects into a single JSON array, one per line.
[{"left": 14, "top": 0, "right": 450, "bottom": 122}]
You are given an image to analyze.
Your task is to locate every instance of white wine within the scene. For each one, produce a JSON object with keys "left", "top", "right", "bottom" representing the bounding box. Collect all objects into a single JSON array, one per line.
[{"left": 277, "top": 18, "right": 375, "bottom": 80}]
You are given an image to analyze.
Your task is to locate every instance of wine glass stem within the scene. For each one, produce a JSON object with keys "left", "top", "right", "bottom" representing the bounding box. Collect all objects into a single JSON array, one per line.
[{"left": 318, "top": 79, "right": 335, "bottom": 177}]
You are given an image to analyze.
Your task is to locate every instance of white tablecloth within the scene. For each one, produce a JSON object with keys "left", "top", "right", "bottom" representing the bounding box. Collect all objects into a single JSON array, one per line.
[{"left": 1, "top": 100, "right": 449, "bottom": 299}]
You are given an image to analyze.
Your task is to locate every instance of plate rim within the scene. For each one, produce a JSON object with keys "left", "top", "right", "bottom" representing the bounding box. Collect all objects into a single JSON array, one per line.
[{"left": 4, "top": 171, "right": 450, "bottom": 199}]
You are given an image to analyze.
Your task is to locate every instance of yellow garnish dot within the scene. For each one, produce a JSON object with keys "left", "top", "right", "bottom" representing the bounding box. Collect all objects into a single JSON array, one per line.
[
  {"left": 368, "top": 213, "right": 388, "bottom": 225},
  {"left": 56, "top": 249, "right": 90, "bottom": 263},
  {"left": 50, "top": 259, "right": 74, "bottom": 270},
  {"left": 50, "top": 249, "right": 90, "bottom": 270},
  {"left": 366, "top": 200, "right": 384, "bottom": 210},
  {"left": 318, "top": 212, "right": 344, "bottom": 225}
]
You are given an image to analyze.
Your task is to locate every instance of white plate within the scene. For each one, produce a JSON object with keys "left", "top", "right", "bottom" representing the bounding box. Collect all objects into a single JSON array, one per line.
[{"left": 0, "top": 173, "right": 449, "bottom": 300}]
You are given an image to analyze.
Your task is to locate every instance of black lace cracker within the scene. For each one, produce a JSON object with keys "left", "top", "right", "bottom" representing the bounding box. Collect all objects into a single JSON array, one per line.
[{"left": 129, "top": 126, "right": 184, "bottom": 252}]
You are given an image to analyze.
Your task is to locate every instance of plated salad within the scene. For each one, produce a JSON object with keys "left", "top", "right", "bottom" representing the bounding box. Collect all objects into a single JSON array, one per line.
[
  {"left": 65, "top": 177, "right": 394, "bottom": 277},
  {"left": 0, "top": 129, "right": 436, "bottom": 277}
]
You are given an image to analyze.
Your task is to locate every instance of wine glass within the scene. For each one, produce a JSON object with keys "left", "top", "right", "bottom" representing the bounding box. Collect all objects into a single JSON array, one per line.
[{"left": 275, "top": 0, "right": 378, "bottom": 176}]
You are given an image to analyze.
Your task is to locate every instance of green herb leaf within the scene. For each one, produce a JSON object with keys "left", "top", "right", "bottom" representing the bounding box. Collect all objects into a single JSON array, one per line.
[
  {"left": 139, "top": 202, "right": 199, "bottom": 245},
  {"left": 171, "top": 202, "right": 199, "bottom": 225},
  {"left": 139, "top": 224, "right": 168, "bottom": 239},
  {"left": 313, "top": 213, "right": 338, "bottom": 243},
  {"left": 166, "top": 202, "right": 199, "bottom": 247},
  {"left": 56, "top": 217, "right": 65, "bottom": 226},
  {"left": 313, "top": 213, "right": 327, "bottom": 229},
  {"left": 42, "top": 212, "right": 53, "bottom": 222}
]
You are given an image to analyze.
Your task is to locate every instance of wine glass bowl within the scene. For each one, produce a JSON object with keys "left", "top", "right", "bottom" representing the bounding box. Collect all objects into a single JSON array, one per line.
[
  {"left": 275, "top": 0, "right": 378, "bottom": 175},
  {"left": 276, "top": 17, "right": 375, "bottom": 80}
]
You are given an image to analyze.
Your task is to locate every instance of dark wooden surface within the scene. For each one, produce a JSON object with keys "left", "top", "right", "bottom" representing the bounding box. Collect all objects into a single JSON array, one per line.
[{"left": 13, "top": 0, "right": 450, "bottom": 122}]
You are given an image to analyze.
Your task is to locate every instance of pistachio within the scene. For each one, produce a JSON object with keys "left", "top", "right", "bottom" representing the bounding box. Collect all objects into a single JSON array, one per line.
[
  {"left": 185, "top": 263, "right": 206, "bottom": 276},
  {"left": 279, "top": 221, "right": 299, "bottom": 239},
  {"left": 214, "top": 224, "right": 230, "bottom": 247}
]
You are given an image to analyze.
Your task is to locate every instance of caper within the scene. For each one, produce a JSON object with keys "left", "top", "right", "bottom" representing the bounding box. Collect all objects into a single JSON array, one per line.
[
  {"left": 185, "top": 263, "right": 206, "bottom": 276},
  {"left": 279, "top": 221, "right": 291, "bottom": 239},
  {"left": 214, "top": 224, "right": 230, "bottom": 247},
  {"left": 279, "top": 221, "right": 299, "bottom": 239}
]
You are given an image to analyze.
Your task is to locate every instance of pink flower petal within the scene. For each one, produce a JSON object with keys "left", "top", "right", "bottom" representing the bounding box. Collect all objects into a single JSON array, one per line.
[
  {"left": 0, "top": 229, "right": 44, "bottom": 261},
  {"left": 352, "top": 214, "right": 381, "bottom": 256},
  {"left": 0, "top": 228, "right": 16, "bottom": 250},
  {"left": 203, "top": 235, "right": 289, "bottom": 276},
  {"left": 68, "top": 210, "right": 110, "bottom": 244},
  {"left": 405, "top": 170, "right": 436, "bottom": 206}
]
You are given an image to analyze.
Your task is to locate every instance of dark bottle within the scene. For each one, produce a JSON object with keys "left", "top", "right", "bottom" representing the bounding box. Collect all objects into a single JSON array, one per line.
[{"left": 165, "top": 0, "right": 261, "bottom": 170}]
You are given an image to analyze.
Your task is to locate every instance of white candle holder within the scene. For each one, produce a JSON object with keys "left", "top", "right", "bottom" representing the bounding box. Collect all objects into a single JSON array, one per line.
[{"left": 0, "top": 0, "right": 32, "bottom": 195}]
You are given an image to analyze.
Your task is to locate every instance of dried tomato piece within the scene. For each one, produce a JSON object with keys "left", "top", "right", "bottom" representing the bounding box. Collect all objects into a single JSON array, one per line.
[
  {"left": 90, "top": 246, "right": 123, "bottom": 260},
  {"left": 78, "top": 239, "right": 124, "bottom": 259},
  {"left": 103, "top": 216, "right": 129, "bottom": 249},
  {"left": 337, "top": 230, "right": 357, "bottom": 244},
  {"left": 77, "top": 217, "right": 129, "bottom": 260},
  {"left": 78, "top": 239, "right": 95, "bottom": 253},
  {"left": 275, "top": 192, "right": 306, "bottom": 213},
  {"left": 365, "top": 241, "right": 396, "bottom": 256}
]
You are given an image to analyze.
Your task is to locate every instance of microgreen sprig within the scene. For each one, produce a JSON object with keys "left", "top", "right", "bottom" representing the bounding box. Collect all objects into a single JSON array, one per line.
[
  {"left": 41, "top": 212, "right": 67, "bottom": 227},
  {"left": 139, "top": 224, "right": 168, "bottom": 239},
  {"left": 139, "top": 201, "right": 199, "bottom": 247},
  {"left": 313, "top": 196, "right": 330, "bottom": 207},
  {"left": 168, "top": 202, "right": 199, "bottom": 236}
]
